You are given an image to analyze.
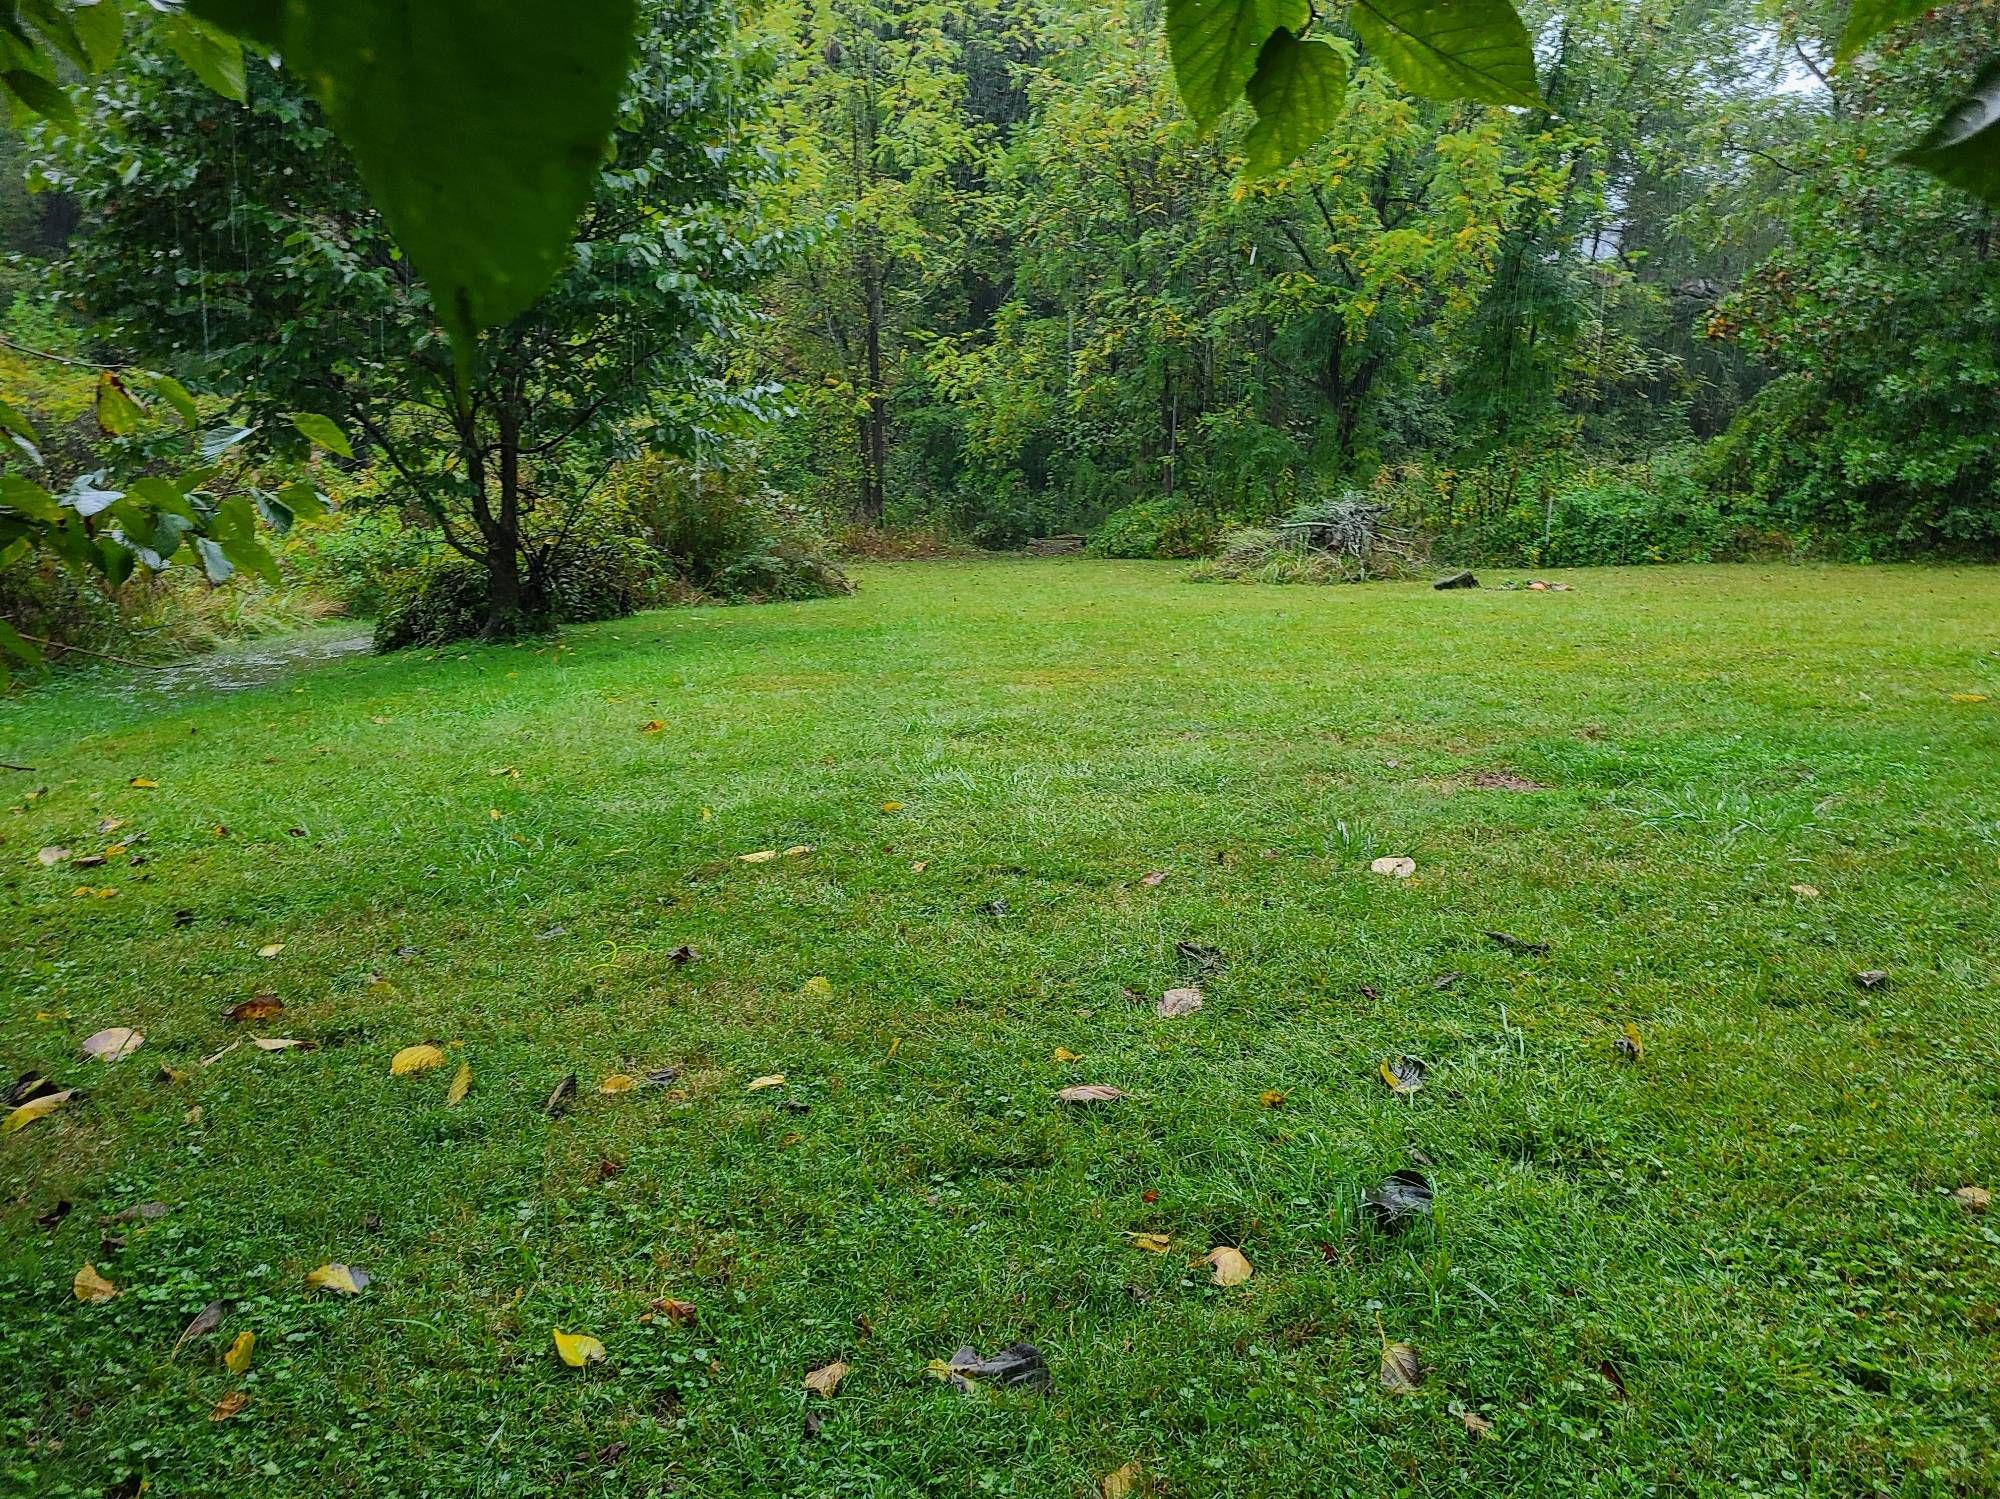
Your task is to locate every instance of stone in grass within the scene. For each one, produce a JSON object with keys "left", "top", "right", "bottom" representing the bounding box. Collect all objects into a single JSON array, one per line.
[{"left": 1433, "top": 570, "right": 1479, "bottom": 590}]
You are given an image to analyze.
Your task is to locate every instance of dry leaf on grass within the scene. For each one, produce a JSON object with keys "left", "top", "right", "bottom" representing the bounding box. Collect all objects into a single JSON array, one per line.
[
  {"left": 1380, "top": 1056, "right": 1427, "bottom": 1096},
  {"left": 1854, "top": 969, "right": 1890, "bottom": 991},
  {"left": 305, "top": 1263, "right": 370, "bottom": 1295},
  {"left": 1451, "top": 1401, "right": 1494, "bottom": 1436},
  {"left": 1955, "top": 1185, "right": 1991, "bottom": 1212},
  {"left": 129, "top": 777, "right": 158, "bottom": 789},
  {"left": 81, "top": 1027, "right": 143, "bottom": 1063},
  {"left": 1791, "top": 883, "right": 1820, "bottom": 899},
  {"left": 1127, "top": 1232, "right": 1171, "bottom": 1253},
  {"left": 1362, "top": 1170, "right": 1434, "bottom": 1233},
  {"left": 446, "top": 1062, "right": 472, "bottom": 1107},
  {"left": 1206, "top": 1246, "right": 1252, "bottom": 1286},
  {"left": 801, "top": 976, "right": 833, "bottom": 1000},
  {"left": 746, "top": 1074, "right": 787, "bottom": 1092},
  {"left": 650, "top": 1297, "right": 697, "bottom": 1325},
  {"left": 4, "top": 1089, "right": 74, "bottom": 1133},
  {"left": 209, "top": 1390, "right": 249, "bottom": 1421},
  {"left": 1102, "top": 1460, "right": 1146, "bottom": 1497},
  {"left": 553, "top": 1328, "right": 607, "bottom": 1367},
  {"left": 390, "top": 1043, "right": 447, "bottom": 1076},
  {"left": 224, "top": 1329, "right": 256, "bottom": 1373},
  {"left": 641, "top": 720, "right": 665, "bottom": 733},
  {"left": 257, "top": 943, "right": 286, "bottom": 959},
  {"left": 1155, "top": 987, "right": 1203, "bottom": 1018},
  {"left": 544, "top": 1074, "right": 579, "bottom": 1117},
  {"left": 1379, "top": 1340, "right": 1422, "bottom": 1395},
  {"left": 925, "top": 1341, "right": 1051, "bottom": 1394},
  {"left": 171, "top": 1299, "right": 225, "bottom": 1357},
  {"left": 1370, "top": 856, "right": 1416, "bottom": 878},
  {"left": 251, "top": 1037, "right": 307, "bottom": 1052},
  {"left": 881, "top": 801, "right": 903, "bottom": 812},
  {"left": 804, "top": 1359, "right": 848, "bottom": 1397},
  {"left": 37, "top": 846, "right": 69, "bottom": 866},
  {"left": 1139, "top": 870, "right": 1167, "bottom": 888},
  {"left": 226, "top": 995, "right": 283, "bottom": 1023},
  {"left": 1056, "top": 1084, "right": 1126, "bottom": 1105},
  {"left": 73, "top": 1263, "right": 117, "bottom": 1303},
  {"left": 599, "top": 1074, "right": 637, "bottom": 1095},
  {"left": 738, "top": 849, "right": 779, "bottom": 864},
  {"left": 1259, "top": 1089, "right": 1287, "bottom": 1109},
  {"left": 1053, "top": 1047, "right": 1082, "bottom": 1063}
]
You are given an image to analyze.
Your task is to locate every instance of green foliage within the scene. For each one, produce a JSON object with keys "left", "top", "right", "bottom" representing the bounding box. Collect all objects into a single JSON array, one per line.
[
  {"left": 1347, "top": 0, "right": 1539, "bottom": 109},
  {"left": 1898, "top": 60, "right": 2000, "bottom": 206},
  {"left": 1242, "top": 31, "right": 1347, "bottom": 177},
  {"left": 371, "top": 554, "right": 495, "bottom": 651},
  {"left": 1088, "top": 495, "right": 1222, "bottom": 559}
]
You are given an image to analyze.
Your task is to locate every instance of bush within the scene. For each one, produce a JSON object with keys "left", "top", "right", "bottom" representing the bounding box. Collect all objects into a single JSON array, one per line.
[
  {"left": 605, "top": 454, "right": 852, "bottom": 603},
  {"left": 372, "top": 557, "right": 492, "bottom": 651},
  {"left": 1189, "top": 494, "right": 1428, "bottom": 584},
  {"left": 1088, "top": 496, "right": 1220, "bottom": 559}
]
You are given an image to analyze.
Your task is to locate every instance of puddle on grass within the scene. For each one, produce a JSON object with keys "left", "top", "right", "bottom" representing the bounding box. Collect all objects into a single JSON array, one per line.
[{"left": 116, "top": 625, "right": 374, "bottom": 702}]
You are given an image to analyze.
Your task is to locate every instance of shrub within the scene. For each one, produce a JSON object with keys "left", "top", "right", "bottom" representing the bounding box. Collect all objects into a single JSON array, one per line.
[
  {"left": 1088, "top": 496, "right": 1220, "bottom": 559},
  {"left": 605, "top": 454, "right": 852, "bottom": 603},
  {"left": 372, "top": 557, "right": 491, "bottom": 651},
  {"left": 1189, "top": 494, "right": 1427, "bottom": 584}
]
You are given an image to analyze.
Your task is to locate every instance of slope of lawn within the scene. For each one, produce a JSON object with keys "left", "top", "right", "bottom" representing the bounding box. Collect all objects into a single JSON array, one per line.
[{"left": 3, "top": 559, "right": 1998, "bottom": 1497}]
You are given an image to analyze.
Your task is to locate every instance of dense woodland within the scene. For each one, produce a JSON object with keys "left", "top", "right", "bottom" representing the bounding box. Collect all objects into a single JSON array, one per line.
[{"left": 0, "top": 0, "right": 1996, "bottom": 661}]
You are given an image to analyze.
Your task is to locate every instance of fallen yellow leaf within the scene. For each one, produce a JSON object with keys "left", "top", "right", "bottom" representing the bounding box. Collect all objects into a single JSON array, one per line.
[
  {"left": 1951, "top": 692, "right": 1988, "bottom": 703},
  {"left": 1790, "top": 883, "right": 1820, "bottom": 899},
  {"left": 641, "top": 719, "right": 665, "bottom": 733},
  {"left": 81, "top": 1027, "right": 144, "bottom": 1063},
  {"left": 488, "top": 808, "right": 502, "bottom": 821},
  {"left": 305, "top": 1263, "right": 370, "bottom": 1295},
  {"left": 1206, "top": 1246, "right": 1252, "bottom": 1286},
  {"left": 746, "top": 1074, "right": 786, "bottom": 1092},
  {"left": 224, "top": 1330, "right": 256, "bottom": 1374},
  {"left": 257, "top": 943, "right": 285, "bottom": 959},
  {"left": 1128, "top": 1232, "right": 1171, "bottom": 1254},
  {"left": 73, "top": 1263, "right": 117, "bottom": 1303},
  {"left": 801, "top": 976, "right": 833, "bottom": 1000},
  {"left": 390, "top": 1043, "right": 448, "bottom": 1076},
  {"left": 881, "top": 801, "right": 903, "bottom": 812},
  {"left": 445, "top": 1061, "right": 472, "bottom": 1107},
  {"left": 1380, "top": 1339, "right": 1422, "bottom": 1395},
  {"left": 804, "top": 1359, "right": 849, "bottom": 1397},
  {"left": 1053, "top": 1047, "right": 1082, "bottom": 1062},
  {"left": 209, "top": 1390, "right": 249, "bottom": 1421},
  {"left": 599, "top": 1073, "right": 637, "bottom": 1095},
  {"left": 910, "top": 859, "right": 928, "bottom": 872},
  {"left": 1259, "top": 1089, "right": 1287, "bottom": 1108},
  {"left": 738, "top": 849, "right": 778, "bottom": 864},
  {"left": 129, "top": 777, "right": 159, "bottom": 789},
  {"left": 782, "top": 844, "right": 813, "bottom": 858},
  {"left": 553, "top": 1328, "right": 606, "bottom": 1367},
  {"left": 1102, "top": 1460, "right": 1146, "bottom": 1498},
  {"left": 3, "top": 1089, "right": 75, "bottom": 1133}
]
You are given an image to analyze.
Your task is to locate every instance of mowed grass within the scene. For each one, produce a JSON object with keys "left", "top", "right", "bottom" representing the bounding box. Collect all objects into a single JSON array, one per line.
[{"left": 4, "top": 559, "right": 1999, "bottom": 1498}]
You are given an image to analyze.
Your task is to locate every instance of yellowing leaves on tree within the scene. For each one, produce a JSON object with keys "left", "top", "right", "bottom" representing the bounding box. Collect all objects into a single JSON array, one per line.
[
  {"left": 803, "top": 1359, "right": 848, "bottom": 1397},
  {"left": 553, "top": 1328, "right": 607, "bottom": 1367},
  {"left": 445, "top": 1060, "right": 472, "bottom": 1106},
  {"left": 390, "top": 1043, "right": 448, "bottom": 1076},
  {"left": 4, "top": 1089, "right": 74, "bottom": 1133},
  {"left": 73, "top": 1263, "right": 117, "bottom": 1303},
  {"left": 1206, "top": 1246, "right": 1252, "bottom": 1286},
  {"left": 305, "top": 1263, "right": 370, "bottom": 1295},
  {"left": 224, "top": 1329, "right": 256, "bottom": 1373}
]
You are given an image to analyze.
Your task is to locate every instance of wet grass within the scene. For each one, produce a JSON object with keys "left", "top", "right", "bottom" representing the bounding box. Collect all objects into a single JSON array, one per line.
[{"left": 3, "top": 559, "right": 1999, "bottom": 1497}]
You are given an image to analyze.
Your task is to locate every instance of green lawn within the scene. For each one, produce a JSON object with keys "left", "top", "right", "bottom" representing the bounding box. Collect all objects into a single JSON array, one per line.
[{"left": 4, "top": 560, "right": 1999, "bottom": 1497}]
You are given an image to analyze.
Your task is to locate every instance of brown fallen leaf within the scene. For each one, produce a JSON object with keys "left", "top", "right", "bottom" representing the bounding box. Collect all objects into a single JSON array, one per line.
[
  {"left": 106, "top": 1201, "right": 170, "bottom": 1224},
  {"left": 37, "top": 846, "right": 70, "bottom": 866},
  {"left": 553, "top": 1328, "right": 607, "bottom": 1367},
  {"left": 1380, "top": 1056, "right": 1427, "bottom": 1095},
  {"left": 226, "top": 995, "right": 284, "bottom": 1023},
  {"left": 390, "top": 1043, "right": 447, "bottom": 1076},
  {"left": 1370, "top": 855, "right": 1416, "bottom": 878},
  {"left": 1155, "top": 987, "right": 1203, "bottom": 1019},
  {"left": 171, "top": 1299, "right": 226, "bottom": 1358},
  {"left": 641, "top": 720, "right": 665, "bottom": 733},
  {"left": 81, "top": 1027, "right": 144, "bottom": 1063},
  {"left": 1127, "top": 1232, "right": 1171, "bottom": 1254},
  {"left": 1955, "top": 1185, "right": 1991, "bottom": 1212},
  {"left": 209, "top": 1390, "right": 250, "bottom": 1422},
  {"left": 1056, "top": 1084, "right": 1126, "bottom": 1105},
  {"left": 803, "top": 1359, "right": 848, "bottom": 1397},
  {"left": 544, "top": 1074, "right": 579, "bottom": 1116},
  {"left": 650, "top": 1297, "right": 697, "bottom": 1326},
  {"left": 1598, "top": 1359, "right": 1628, "bottom": 1400},
  {"left": 1102, "top": 1460, "right": 1146, "bottom": 1497},
  {"left": 1790, "top": 883, "right": 1820, "bottom": 899},
  {"left": 1380, "top": 1340, "right": 1422, "bottom": 1395},
  {"left": 4, "top": 1089, "right": 75, "bottom": 1133},
  {"left": 305, "top": 1263, "right": 370, "bottom": 1295},
  {"left": 1451, "top": 1402, "right": 1494, "bottom": 1436},
  {"left": 1853, "top": 969, "right": 1890, "bottom": 991},
  {"left": 1139, "top": 870, "right": 1167, "bottom": 888},
  {"left": 73, "top": 1263, "right": 117, "bottom": 1303},
  {"left": 1206, "top": 1246, "right": 1252, "bottom": 1286},
  {"left": 224, "top": 1329, "right": 256, "bottom": 1374},
  {"left": 445, "top": 1061, "right": 472, "bottom": 1107}
]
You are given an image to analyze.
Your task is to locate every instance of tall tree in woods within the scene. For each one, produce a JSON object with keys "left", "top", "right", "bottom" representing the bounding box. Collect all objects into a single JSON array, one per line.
[{"left": 35, "top": 0, "right": 774, "bottom": 635}]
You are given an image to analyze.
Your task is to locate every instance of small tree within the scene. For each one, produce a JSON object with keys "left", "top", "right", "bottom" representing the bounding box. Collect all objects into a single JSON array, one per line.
[{"left": 37, "top": 0, "right": 776, "bottom": 637}]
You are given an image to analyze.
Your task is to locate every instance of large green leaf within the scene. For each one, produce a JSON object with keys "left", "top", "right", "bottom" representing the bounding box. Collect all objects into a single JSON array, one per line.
[
  {"left": 3, "top": 66, "right": 74, "bottom": 124},
  {"left": 1349, "top": 0, "right": 1541, "bottom": 110},
  {"left": 1165, "top": 0, "right": 1309, "bottom": 129},
  {"left": 158, "top": 11, "right": 246, "bottom": 102},
  {"left": 192, "top": 0, "right": 640, "bottom": 365},
  {"left": 1900, "top": 59, "right": 2000, "bottom": 207},
  {"left": 1243, "top": 30, "right": 1347, "bottom": 177},
  {"left": 290, "top": 410, "right": 353, "bottom": 458},
  {"left": 1835, "top": 0, "right": 1934, "bottom": 64}
]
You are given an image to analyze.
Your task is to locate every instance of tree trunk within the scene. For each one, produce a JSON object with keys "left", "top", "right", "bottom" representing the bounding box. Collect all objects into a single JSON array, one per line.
[{"left": 857, "top": 261, "right": 888, "bottom": 524}]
